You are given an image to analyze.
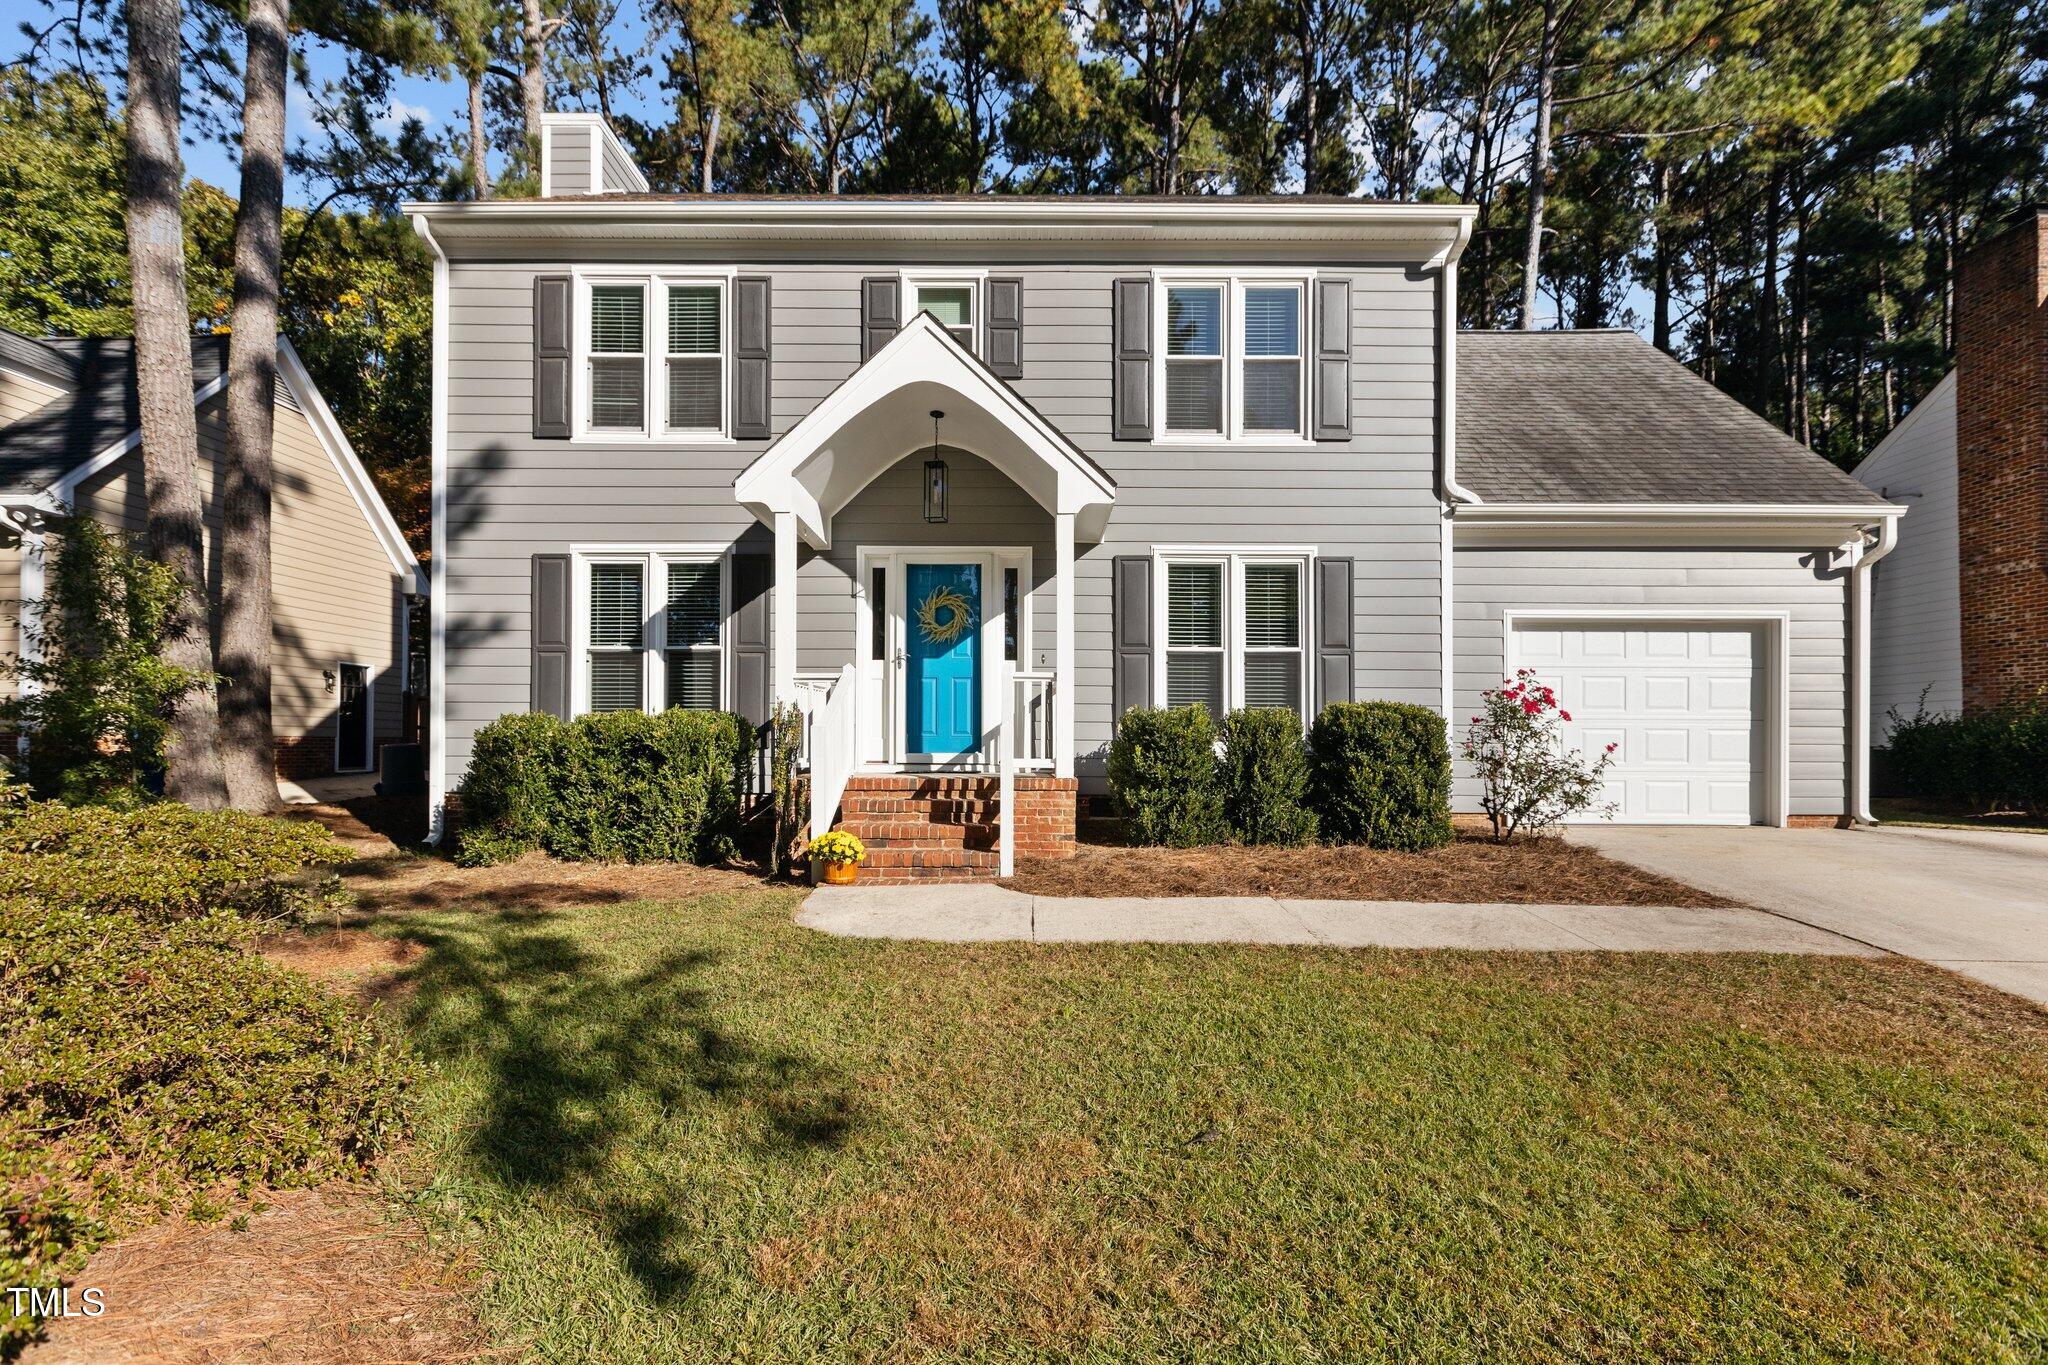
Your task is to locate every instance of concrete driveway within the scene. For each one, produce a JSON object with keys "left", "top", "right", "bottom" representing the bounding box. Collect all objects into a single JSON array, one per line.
[{"left": 1575, "top": 824, "right": 2048, "bottom": 1006}]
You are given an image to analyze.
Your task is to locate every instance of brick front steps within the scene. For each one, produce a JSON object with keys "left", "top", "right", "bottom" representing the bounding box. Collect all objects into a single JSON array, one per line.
[{"left": 834, "top": 773, "right": 1076, "bottom": 884}]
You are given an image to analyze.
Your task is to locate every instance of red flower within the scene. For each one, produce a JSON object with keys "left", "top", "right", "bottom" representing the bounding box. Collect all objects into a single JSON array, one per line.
[
  {"left": 1521, "top": 699, "right": 1540, "bottom": 715},
  {"left": 1559, "top": 710, "right": 1572, "bottom": 721},
  {"left": 1605, "top": 742, "right": 1619, "bottom": 752}
]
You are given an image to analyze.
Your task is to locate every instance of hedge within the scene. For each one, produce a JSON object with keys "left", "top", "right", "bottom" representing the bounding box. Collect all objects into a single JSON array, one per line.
[
  {"left": 1107, "top": 706, "right": 1228, "bottom": 847},
  {"left": 457, "top": 708, "right": 754, "bottom": 866},
  {"left": 1307, "top": 701, "right": 1454, "bottom": 850},
  {"left": 1882, "top": 695, "right": 2048, "bottom": 816},
  {"left": 1219, "top": 708, "right": 1318, "bottom": 846}
]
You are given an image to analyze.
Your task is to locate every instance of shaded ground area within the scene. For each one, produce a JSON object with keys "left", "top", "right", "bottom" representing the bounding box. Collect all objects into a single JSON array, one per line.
[
  {"left": 362, "top": 880, "right": 2046, "bottom": 1361},
  {"left": 1872, "top": 797, "right": 2048, "bottom": 835},
  {"left": 1003, "top": 831, "right": 1734, "bottom": 906},
  {"left": 340, "top": 849, "right": 772, "bottom": 918},
  {"left": 25, "top": 1185, "right": 491, "bottom": 1365},
  {"left": 277, "top": 795, "right": 427, "bottom": 858}
]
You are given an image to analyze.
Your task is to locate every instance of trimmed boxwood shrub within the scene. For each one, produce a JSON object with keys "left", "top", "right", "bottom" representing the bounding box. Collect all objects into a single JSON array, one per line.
[
  {"left": 1219, "top": 708, "right": 1318, "bottom": 846},
  {"left": 1107, "top": 706, "right": 1227, "bottom": 847},
  {"left": 457, "top": 708, "right": 753, "bottom": 866},
  {"left": 1307, "top": 701, "right": 1454, "bottom": 850},
  {"left": 1883, "top": 694, "right": 2048, "bottom": 815}
]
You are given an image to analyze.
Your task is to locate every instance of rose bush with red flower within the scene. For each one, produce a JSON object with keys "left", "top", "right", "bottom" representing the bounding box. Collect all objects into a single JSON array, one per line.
[{"left": 1461, "top": 669, "right": 1618, "bottom": 841}]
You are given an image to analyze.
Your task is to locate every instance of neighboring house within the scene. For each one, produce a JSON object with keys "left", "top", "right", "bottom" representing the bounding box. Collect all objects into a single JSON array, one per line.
[
  {"left": 405, "top": 113, "right": 1900, "bottom": 869},
  {"left": 1856, "top": 207, "right": 2048, "bottom": 729},
  {"left": 0, "top": 328, "right": 427, "bottom": 780}
]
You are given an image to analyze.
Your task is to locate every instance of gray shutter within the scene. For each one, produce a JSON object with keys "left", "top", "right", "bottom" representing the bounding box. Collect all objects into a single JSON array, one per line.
[
  {"left": 533, "top": 275, "right": 572, "bottom": 440},
  {"left": 860, "top": 277, "right": 900, "bottom": 360},
  {"left": 733, "top": 275, "right": 771, "bottom": 439},
  {"left": 1111, "top": 277, "right": 1153, "bottom": 440},
  {"left": 1312, "top": 276, "right": 1352, "bottom": 441},
  {"left": 1111, "top": 554, "right": 1153, "bottom": 721},
  {"left": 986, "top": 277, "right": 1023, "bottom": 379},
  {"left": 1314, "top": 556, "right": 1354, "bottom": 713},
  {"left": 531, "top": 553, "right": 571, "bottom": 717},
  {"left": 730, "top": 552, "right": 772, "bottom": 725}
]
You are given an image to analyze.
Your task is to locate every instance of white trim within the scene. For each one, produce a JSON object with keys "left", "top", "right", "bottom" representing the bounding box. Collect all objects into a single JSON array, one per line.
[
  {"left": 570, "top": 268, "right": 741, "bottom": 444},
  {"left": 1152, "top": 547, "right": 1317, "bottom": 722},
  {"left": 568, "top": 545, "right": 731, "bottom": 718},
  {"left": 414, "top": 215, "right": 451, "bottom": 842},
  {"left": 539, "top": 119, "right": 552, "bottom": 197},
  {"left": 1437, "top": 248, "right": 1479, "bottom": 504},
  {"left": 333, "top": 659, "right": 375, "bottom": 773},
  {"left": 590, "top": 121, "right": 604, "bottom": 194},
  {"left": 1148, "top": 272, "right": 1314, "bottom": 444},
  {"left": 734, "top": 313, "right": 1116, "bottom": 549},
  {"left": 1454, "top": 502, "right": 1903, "bottom": 524},
  {"left": 1845, "top": 517, "right": 1899, "bottom": 824},
  {"left": 538, "top": 111, "right": 653, "bottom": 195},
  {"left": 1500, "top": 608, "right": 1793, "bottom": 828},
  {"left": 900, "top": 271, "right": 986, "bottom": 355},
  {"left": 1451, "top": 502, "right": 1905, "bottom": 549},
  {"left": 0, "top": 355, "right": 72, "bottom": 394},
  {"left": 275, "top": 338, "right": 426, "bottom": 591},
  {"left": 49, "top": 371, "right": 230, "bottom": 504}
]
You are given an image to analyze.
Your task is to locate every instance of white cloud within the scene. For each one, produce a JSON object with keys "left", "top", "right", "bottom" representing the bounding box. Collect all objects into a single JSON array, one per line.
[{"left": 373, "top": 97, "right": 434, "bottom": 136}]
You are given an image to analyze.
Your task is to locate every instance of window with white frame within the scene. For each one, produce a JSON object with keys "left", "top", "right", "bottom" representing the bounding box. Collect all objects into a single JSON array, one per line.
[
  {"left": 664, "top": 283, "right": 724, "bottom": 433},
  {"left": 1164, "top": 285, "right": 1225, "bottom": 434},
  {"left": 588, "top": 284, "right": 647, "bottom": 432},
  {"left": 910, "top": 281, "right": 977, "bottom": 352},
  {"left": 1157, "top": 278, "right": 1311, "bottom": 439},
  {"left": 1160, "top": 552, "right": 1310, "bottom": 718},
  {"left": 582, "top": 552, "right": 725, "bottom": 714},
  {"left": 579, "top": 276, "right": 730, "bottom": 439}
]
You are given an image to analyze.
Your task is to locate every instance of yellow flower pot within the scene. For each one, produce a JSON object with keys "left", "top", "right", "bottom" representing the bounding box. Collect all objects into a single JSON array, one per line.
[{"left": 821, "top": 859, "right": 857, "bottom": 886}]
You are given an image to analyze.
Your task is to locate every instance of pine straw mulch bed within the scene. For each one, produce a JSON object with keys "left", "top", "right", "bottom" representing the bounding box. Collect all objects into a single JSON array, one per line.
[
  {"left": 24, "top": 1184, "right": 496, "bottom": 1365},
  {"left": 1001, "top": 830, "right": 1735, "bottom": 907}
]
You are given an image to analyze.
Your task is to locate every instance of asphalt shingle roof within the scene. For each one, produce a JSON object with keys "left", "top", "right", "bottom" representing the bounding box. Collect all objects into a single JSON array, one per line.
[
  {"left": 1457, "top": 329, "right": 1884, "bottom": 505},
  {"left": 0, "top": 334, "right": 231, "bottom": 493}
]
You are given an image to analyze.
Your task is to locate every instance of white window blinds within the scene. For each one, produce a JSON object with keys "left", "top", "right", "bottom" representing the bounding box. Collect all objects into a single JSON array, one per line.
[
  {"left": 588, "top": 562, "right": 645, "bottom": 711},
  {"left": 1242, "top": 562, "right": 1303, "bottom": 713},
  {"left": 666, "top": 284, "right": 722, "bottom": 432},
  {"left": 1165, "top": 286, "right": 1223, "bottom": 433},
  {"left": 1242, "top": 287, "right": 1301, "bottom": 433},
  {"left": 589, "top": 285, "right": 646, "bottom": 430},
  {"left": 1166, "top": 561, "right": 1225, "bottom": 714},
  {"left": 664, "top": 561, "right": 722, "bottom": 711}
]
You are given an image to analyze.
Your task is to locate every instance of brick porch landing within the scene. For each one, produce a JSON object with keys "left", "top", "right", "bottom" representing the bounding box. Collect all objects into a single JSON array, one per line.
[{"left": 836, "top": 774, "right": 1076, "bottom": 883}]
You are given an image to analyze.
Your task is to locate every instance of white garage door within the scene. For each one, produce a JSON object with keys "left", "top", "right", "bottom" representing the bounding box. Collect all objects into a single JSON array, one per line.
[{"left": 1512, "top": 624, "right": 1765, "bottom": 825}]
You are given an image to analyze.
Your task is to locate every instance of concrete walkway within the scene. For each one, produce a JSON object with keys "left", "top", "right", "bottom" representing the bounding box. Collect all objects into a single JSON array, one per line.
[
  {"left": 1577, "top": 824, "right": 2048, "bottom": 1005},
  {"left": 797, "top": 883, "right": 1874, "bottom": 954}
]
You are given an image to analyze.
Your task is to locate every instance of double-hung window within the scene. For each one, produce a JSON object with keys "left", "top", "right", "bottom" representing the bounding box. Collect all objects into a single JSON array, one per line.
[
  {"left": 579, "top": 275, "right": 731, "bottom": 439},
  {"left": 665, "top": 283, "right": 724, "bottom": 433},
  {"left": 588, "top": 284, "right": 647, "bottom": 432},
  {"left": 1156, "top": 278, "right": 1310, "bottom": 439},
  {"left": 910, "top": 280, "right": 978, "bottom": 352},
  {"left": 1159, "top": 552, "right": 1310, "bottom": 719},
  {"left": 581, "top": 552, "right": 726, "bottom": 714}
]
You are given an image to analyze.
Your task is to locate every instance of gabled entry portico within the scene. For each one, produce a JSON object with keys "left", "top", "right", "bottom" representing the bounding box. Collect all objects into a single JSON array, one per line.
[{"left": 734, "top": 313, "right": 1117, "bottom": 795}]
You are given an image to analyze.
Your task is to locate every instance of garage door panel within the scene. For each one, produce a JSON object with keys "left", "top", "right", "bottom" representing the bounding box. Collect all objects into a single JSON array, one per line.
[{"left": 1514, "top": 622, "right": 1764, "bottom": 826}]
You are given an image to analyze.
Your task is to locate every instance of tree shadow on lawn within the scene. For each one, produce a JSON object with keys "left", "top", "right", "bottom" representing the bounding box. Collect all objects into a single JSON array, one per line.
[{"left": 392, "top": 911, "right": 856, "bottom": 1307}]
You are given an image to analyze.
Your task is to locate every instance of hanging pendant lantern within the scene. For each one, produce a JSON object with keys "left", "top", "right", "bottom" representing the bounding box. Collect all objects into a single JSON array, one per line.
[{"left": 923, "top": 409, "right": 949, "bottom": 524}]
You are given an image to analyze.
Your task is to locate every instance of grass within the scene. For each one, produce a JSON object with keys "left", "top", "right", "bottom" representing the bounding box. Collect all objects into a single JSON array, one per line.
[
  {"left": 368, "top": 877, "right": 2048, "bottom": 1362},
  {"left": 1872, "top": 797, "right": 2048, "bottom": 835},
  {"left": 1001, "top": 830, "right": 1732, "bottom": 905}
]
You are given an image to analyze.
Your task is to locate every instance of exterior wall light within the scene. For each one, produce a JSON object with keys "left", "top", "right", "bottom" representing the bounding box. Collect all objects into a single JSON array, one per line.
[{"left": 924, "top": 409, "right": 948, "bottom": 523}]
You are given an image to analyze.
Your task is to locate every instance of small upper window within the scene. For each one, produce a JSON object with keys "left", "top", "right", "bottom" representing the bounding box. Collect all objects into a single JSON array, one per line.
[
  {"left": 914, "top": 283, "right": 977, "bottom": 352},
  {"left": 588, "top": 285, "right": 646, "bottom": 431},
  {"left": 665, "top": 283, "right": 723, "bottom": 433},
  {"left": 1165, "top": 286, "right": 1224, "bottom": 434}
]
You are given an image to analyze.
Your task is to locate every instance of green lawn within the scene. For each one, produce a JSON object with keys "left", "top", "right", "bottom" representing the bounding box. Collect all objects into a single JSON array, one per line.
[
  {"left": 385, "top": 886, "right": 2048, "bottom": 1362},
  {"left": 1872, "top": 797, "right": 2048, "bottom": 835}
]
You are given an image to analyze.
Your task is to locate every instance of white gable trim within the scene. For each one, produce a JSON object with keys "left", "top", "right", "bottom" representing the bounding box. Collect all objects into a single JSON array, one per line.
[
  {"left": 276, "top": 338, "right": 427, "bottom": 593},
  {"left": 733, "top": 312, "right": 1115, "bottom": 549},
  {"left": 50, "top": 370, "right": 230, "bottom": 505}
]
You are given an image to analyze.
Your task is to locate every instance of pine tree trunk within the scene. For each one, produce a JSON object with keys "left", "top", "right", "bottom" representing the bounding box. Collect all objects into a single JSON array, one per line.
[
  {"left": 1518, "top": 0, "right": 1559, "bottom": 329},
  {"left": 1297, "top": 6, "right": 1319, "bottom": 194},
  {"left": 126, "top": 0, "right": 228, "bottom": 809},
  {"left": 468, "top": 72, "right": 492, "bottom": 199},
  {"left": 521, "top": 0, "right": 548, "bottom": 171},
  {"left": 220, "top": 0, "right": 289, "bottom": 813},
  {"left": 701, "top": 104, "right": 720, "bottom": 192},
  {"left": 1761, "top": 165, "right": 1782, "bottom": 422},
  {"left": 1651, "top": 158, "right": 1673, "bottom": 352}
]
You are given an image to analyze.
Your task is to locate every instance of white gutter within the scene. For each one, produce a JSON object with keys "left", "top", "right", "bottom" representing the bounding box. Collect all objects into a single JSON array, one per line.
[
  {"left": 1848, "top": 513, "right": 1902, "bottom": 825},
  {"left": 401, "top": 197, "right": 1480, "bottom": 232},
  {"left": 409, "top": 211, "right": 452, "bottom": 844},
  {"left": 1436, "top": 213, "right": 1479, "bottom": 507}
]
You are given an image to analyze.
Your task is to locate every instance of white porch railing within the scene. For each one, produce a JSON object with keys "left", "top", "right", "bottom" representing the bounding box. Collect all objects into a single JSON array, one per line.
[
  {"left": 1005, "top": 671, "right": 1055, "bottom": 771},
  {"left": 807, "top": 663, "right": 860, "bottom": 843}
]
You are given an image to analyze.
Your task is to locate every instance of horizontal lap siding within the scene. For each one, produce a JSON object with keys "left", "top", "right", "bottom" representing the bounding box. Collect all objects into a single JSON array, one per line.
[
  {"left": 0, "top": 368, "right": 64, "bottom": 424},
  {"left": 74, "top": 394, "right": 405, "bottom": 759},
  {"left": 546, "top": 133, "right": 592, "bottom": 195},
  {"left": 1854, "top": 374, "right": 1961, "bottom": 724},
  {"left": 439, "top": 254, "right": 1442, "bottom": 785},
  {"left": 1451, "top": 545, "right": 1849, "bottom": 817}
]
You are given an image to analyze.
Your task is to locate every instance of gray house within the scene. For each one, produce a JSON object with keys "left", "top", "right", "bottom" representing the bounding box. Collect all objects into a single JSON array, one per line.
[{"left": 406, "top": 114, "right": 1900, "bottom": 874}]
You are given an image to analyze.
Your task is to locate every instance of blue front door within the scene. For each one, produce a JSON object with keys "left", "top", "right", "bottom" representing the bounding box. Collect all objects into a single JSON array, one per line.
[{"left": 906, "top": 562, "right": 981, "bottom": 755}]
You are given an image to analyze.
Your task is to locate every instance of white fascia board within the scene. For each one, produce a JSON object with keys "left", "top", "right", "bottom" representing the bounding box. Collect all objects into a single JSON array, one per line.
[
  {"left": 49, "top": 370, "right": 232, "bottom": 505},
  {"left": 276, "top": 337, "right": 428, "bottom": 593},
  {"left": 1454, "top": 501, "right": 1902, "bottom": 527}
]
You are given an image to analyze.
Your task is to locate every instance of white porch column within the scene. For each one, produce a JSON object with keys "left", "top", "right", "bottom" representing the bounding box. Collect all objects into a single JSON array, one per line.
[
  {"left": 1054, "top": 511, "right": 1076, "bottom": 779},
  {"left": 773, "top": 510, "right": 798, "bottom": 703}
]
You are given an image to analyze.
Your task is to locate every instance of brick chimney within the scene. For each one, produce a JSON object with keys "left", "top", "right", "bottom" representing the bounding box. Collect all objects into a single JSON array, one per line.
[{"left": 1955, "top": 206, "right": 2048, "bottom": 711}]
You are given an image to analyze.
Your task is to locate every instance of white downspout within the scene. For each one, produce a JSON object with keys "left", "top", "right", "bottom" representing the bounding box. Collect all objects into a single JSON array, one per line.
[
  {"left": 1848, "top": 514, "right": 1901, "bottom": 825},
  {"left": 1437, "top": 220, "right": 1477, "bottom": 729},
  {"left": 411, "top": 213, "right": 451, "bottom": 843}
]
